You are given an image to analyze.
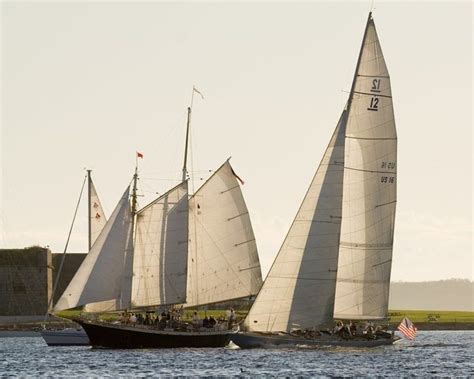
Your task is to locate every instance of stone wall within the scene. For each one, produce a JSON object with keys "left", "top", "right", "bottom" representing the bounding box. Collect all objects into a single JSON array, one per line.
[
  {"left": 0, "top": 247, "right": 52, "bottom": 316},
  {"left": 0, "top": 249, "right": 87, "bottom": 321}
]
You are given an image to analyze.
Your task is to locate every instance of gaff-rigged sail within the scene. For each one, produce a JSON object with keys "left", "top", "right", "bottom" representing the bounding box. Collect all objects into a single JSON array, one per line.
[
  {"left": 333, "top": 14, "right": 397, "bottom": 320},
  {"left": 244, "top": 111, "right": 347, "bottom": 332},
  {"left": 54, "top": 187, "right": 134, "bottom": 312},
  {"left": 89, "top": 178, "right": 107, "bottom": 247},
  {"left": 131, "top": 182, "right": 189, "bottom": 308},
  {"left": 186, "top": 160, "right": 262, "bottom": 307}
]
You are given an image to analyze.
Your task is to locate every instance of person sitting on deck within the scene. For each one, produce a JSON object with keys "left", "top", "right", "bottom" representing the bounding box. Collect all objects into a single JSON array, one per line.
[
  {"left": 350, "top": 321, "right": 357, "bottom": 336},
  {"left": 227, "top": 308, "right": 236, "bottom": 329},
  {"left": 192, "top": 311, "right": 200, "bottom": 329},
  {"left": 202, "top": 316, "right": 210, "bottom": 328},
  {"left": 130, "top": 313, "right": 137, "bottom": 325},
  {"left": 209, "top": 316, "right": 217, "bottom": 328},
  {"left": 334, "top": 321, "right": 343, "bottom": 335}
]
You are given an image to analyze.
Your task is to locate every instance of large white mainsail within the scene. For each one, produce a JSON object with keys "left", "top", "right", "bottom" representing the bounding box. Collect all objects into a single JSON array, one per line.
[
  {"left": 244, "top": 111, "right": 347, "bottom": 332},
  {"left": 54, "top": 187, "right": 134, "bottom": 312},
  {"left": 333, "top": 14, "right": 397, "bottom": 320},
  {"left": 132, "top": 182, "right": 189, "bottom": 308},
  {"left": 89, "top": 178, "right": 107, "bottom": 247},
  {"left": 186, "top": 160, "right": 262, "bottom": 307}
]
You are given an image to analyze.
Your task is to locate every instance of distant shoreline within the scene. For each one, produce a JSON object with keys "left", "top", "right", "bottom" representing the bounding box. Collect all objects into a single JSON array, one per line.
[{"left": 389, "top": 322, "right": 474, "bottom": 331}]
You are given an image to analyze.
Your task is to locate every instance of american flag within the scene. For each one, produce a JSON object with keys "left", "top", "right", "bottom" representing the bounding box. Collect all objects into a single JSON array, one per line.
[{"left": 398, "top": 317, "right": 417, "bottom": 340}]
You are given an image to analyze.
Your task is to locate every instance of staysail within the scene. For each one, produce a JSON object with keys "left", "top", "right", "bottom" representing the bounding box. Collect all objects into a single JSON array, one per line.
[
  {"left": 54, "top": 187, "right": 134, "bottom": 312},
  {"left": 333, "top": 14, "right": 397, "bottom": 320},
  {"left": 131, "top": 182, "right": 189, "bottom": 308},
  {"left": 244, "top": 111, "right": 347, "bottom": 332},
  {"left": 89, "top": 178, "right": 107, "bottom": 247},
  {"left": 186, "top": 160, "right": 262, "bottom": 307}
]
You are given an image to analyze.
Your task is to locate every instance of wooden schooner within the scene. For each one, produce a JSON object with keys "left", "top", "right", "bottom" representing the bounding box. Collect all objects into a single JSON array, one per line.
[{"left": 53, "top": 95, "right": 263, "bottom": 348}]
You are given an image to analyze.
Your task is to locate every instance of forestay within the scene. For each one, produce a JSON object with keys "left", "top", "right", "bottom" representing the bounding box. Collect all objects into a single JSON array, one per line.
[
  {"left": 54, "top": 187, "right": 134, "bottom": 312},
  {"left": 245, "top": 111, "right": 347, "bottom": 332},
  {"left": 132, "top": 182, "right": 189, "bottom": 308},
  {"left": 334, "top": 15, "right": 397, "bottom": 320},
  {"left": 186, "top": 160, "right": 262, "bottom": 307}
]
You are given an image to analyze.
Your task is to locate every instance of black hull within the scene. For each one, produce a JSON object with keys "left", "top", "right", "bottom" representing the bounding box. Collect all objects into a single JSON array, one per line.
[
  {"left": 230, "top": 332, "right": 400, "bottom": 349},
  {"left": 75, "top": 319, "right": 234, "bottom": 349}
]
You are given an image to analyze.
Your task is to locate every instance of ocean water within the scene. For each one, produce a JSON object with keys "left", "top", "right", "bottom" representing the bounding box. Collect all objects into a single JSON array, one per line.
[{"left": 1, "top": 331, "right": 473, "bottom": 377}]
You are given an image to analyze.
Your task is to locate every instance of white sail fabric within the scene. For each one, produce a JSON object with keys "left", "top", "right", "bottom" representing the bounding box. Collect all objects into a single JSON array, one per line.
[
  {"left": 245, "top": 111, "right": 347, "bottom": 332},
  {"left": 186, "top": 160, "right": 262, "bottom": 307},
  {"left": 131, "top": 182, "right": 189, "bottom": 308},
  {"left": 54, "top": 187, "right": 134, "bottom": 311},
  {"left": 89, "top": 178, "right": 107, "bottom": 247},
  {"left": 334, "top": 16, "right": 397, "bottom": 320}
]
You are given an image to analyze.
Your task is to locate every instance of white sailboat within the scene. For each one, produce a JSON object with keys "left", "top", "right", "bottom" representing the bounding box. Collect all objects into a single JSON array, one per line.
[
  {"left": 52, "top": 100, "right": 263, "bottom": 348},
  {"left": 41, "top": 170, "right": 106, "bottom": 346},
  {"left": 232, "top": 12, "right": 400, "bottom": 348}
]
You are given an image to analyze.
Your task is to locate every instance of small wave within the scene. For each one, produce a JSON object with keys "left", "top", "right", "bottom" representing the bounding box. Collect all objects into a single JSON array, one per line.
[{"left": 408, "top": 343, "right": 466, "bottom": 348}]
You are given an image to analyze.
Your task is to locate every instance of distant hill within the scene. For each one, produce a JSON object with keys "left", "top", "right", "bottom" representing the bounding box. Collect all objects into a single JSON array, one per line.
[{"left": 389, "top": 279, "right": 473, "bottom": 311}]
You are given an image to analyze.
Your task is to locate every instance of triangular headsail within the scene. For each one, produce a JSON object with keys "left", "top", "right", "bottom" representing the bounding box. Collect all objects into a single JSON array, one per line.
[
  {"left": 333, "top": 13, "right": 397, "bottom": 320},
  {"left": 244, "top": 110, "right": 347, "bottom": 332},
  {"left": 186, "top": 160, "right": 262, "bottom": 307},
  {"left": 54, "top": 187, "right": 134, "bottom": 312},
  {"left": 132, "top": 181, "right": 189, "bottom": 308}
]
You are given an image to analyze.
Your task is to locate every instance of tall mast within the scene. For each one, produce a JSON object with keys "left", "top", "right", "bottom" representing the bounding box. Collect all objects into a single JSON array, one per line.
[
  {"left": 131, "top": 163, "right": 138, "bottom": 216},
  {"left": 87, "top": 169, "right": 92, "bottom": 251},
  {"left": 182, "top": 106, "right": 192, "bottom": 182}
]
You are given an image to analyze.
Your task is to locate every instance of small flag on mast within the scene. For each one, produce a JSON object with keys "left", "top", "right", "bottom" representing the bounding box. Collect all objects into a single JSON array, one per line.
[
  {"left": 231, "top": 167, "right": 245, "bottom": 185},
  {"left": 193, "top": 86, "right": 204, "bottom": 99},
  {"left": 137, "top": 151, "right": 144, "bottom": 159},
  {"left": 397, "top": 317, "right": 417, "bottom": 340}
]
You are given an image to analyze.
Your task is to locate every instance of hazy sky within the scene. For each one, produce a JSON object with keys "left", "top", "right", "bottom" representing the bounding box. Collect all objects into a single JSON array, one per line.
[{"left": 1, "top": 1, "right": 472, "bottom": 282}]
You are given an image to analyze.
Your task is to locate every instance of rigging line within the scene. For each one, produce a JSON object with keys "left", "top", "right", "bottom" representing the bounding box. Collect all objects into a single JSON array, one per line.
[
  {"left": 375, "top": 200, "right": 397, "bottom": 208},
  {"left": 353, "top": 90, "right": 392, "bottom": 99},
  {"left": 346, "top": 136, "right": 396, "bottom": 141},
  {"left": 344, "top": 166, "right": 397, "bottom": 175},
  {"left": 44, "top": 173, "right": 87, "bottom": 322},
  {"left": 357, "top": 74, "right": 389, "bottom": 78},
  {"left": 268, "top": 275, "right": 337, "bottom": 282}
]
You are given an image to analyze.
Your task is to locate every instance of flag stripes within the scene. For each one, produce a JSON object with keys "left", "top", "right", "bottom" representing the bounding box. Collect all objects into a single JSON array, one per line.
[{"left": 397, "top": 317, "right": 417, "bottom": 340}]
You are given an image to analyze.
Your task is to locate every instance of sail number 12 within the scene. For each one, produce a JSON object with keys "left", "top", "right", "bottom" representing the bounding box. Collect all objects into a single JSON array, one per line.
[{"left": 367, "top": 78, "right": 381, "bottom": 112}]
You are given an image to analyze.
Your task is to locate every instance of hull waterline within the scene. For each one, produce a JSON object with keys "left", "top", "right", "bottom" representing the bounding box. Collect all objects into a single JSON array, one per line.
[
  {"left": 76, "top": 319, "right": 235, "bottom": 349},
  {"left": 230, "top": 332, "right": 401, "bottom": 349},
  {"left": 41, "top": 328, "right": 89, "bottom": 346}
]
